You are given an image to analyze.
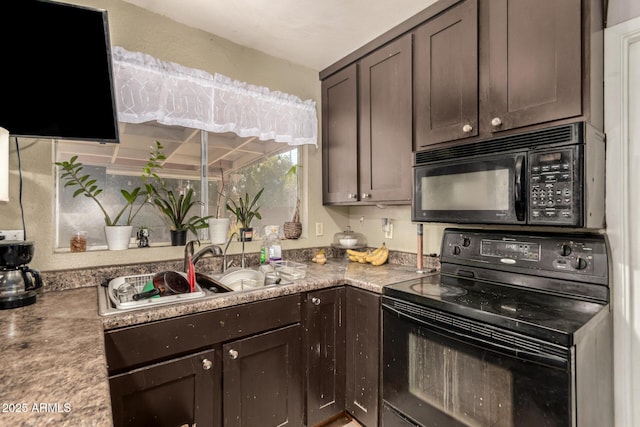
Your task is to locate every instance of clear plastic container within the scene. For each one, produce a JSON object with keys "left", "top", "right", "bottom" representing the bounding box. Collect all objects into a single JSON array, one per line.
[
  {"left": 264, "top": 225, "right": 282, "bottom": 262},
  {"left": 271, "top": 260, "right": 307, "bottom": 279}
]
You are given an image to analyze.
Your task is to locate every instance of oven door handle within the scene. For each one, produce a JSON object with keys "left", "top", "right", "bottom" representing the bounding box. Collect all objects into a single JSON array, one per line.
[
  {"left": 514, "top": 154, "right": 525, "bottom": 221},
  {"left": 383, "top": 303, "right": 568, "bottom": 369}
]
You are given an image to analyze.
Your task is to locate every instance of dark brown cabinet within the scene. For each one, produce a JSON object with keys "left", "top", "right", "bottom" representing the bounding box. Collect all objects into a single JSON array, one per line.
[
  {"left": 321, "top": 64, "right": 358, "bottom": 204},
  {"left": 105, "top": 295, "right": 301, "bottom": 427},
  {"left": 223, "top": 324, "right": 303, "bottom": 427},
  {"left": 109, "top": 349, "right": 218, "bottom": 427},
  {"left": 322, "top": 34, "right": 413, "bottom": 205},
  {"left": 414, "top": 0, "right": 478, "bottom": 147},
  {"left": 415, "top": 0, "right": 597, "bottom": 148},
  {"left": 344, "top": 287, "right": 381, "bottom": 427},
  {"left": 305, "top": 287, "right": 381, "bottom": 427},
  {"left": 304, "top": 287, "right": 346, "bottom": 426},
  {"left": 358, "top": 34, "right": 413, "bottom": 203},
  {"left": 485, "top": 0, "right": 582, "bottom": 134}
]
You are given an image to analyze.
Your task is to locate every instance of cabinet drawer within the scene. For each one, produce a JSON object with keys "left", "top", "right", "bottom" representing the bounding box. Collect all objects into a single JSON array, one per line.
[{"left": 105, "top": 294, "right": 301, "bottom": 373}]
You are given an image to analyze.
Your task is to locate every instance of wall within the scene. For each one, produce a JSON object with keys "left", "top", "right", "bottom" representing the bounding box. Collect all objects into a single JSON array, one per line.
[
  {"left": 608, "top": 0, "right": 640, "bottom": 27},
  {"left": 0, "top": 0, "right": 352, "bottom": 272}
]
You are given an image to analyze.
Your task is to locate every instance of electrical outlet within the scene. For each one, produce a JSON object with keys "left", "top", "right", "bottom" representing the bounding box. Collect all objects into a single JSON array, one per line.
[
  {"left": 315, "top": 222, "right": 324, "bottom": 236},
  {"left": 384, "top": 224, "right": 393, "bottom": 239},
  {"left": 0, "top": 229, "right": 24, "bottom": 241}
]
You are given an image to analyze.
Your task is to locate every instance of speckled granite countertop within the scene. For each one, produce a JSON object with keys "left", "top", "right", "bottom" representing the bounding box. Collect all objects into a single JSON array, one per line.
[{"left": 0, "top": 258, "right": 436, "bottom": 426}]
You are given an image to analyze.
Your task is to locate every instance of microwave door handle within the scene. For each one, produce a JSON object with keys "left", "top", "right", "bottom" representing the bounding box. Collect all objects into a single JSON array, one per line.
[{"left": 514, "top": 155, "right": 525, "bottom": 221}]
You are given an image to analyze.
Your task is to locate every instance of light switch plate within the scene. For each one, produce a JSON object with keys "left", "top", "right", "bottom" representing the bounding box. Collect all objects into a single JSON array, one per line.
[
  {"left": 315, "top": 222, "right": 324, "bottom": 236},
  {"left": 384, "top": 224, "right": 393, "bottom": 239}
]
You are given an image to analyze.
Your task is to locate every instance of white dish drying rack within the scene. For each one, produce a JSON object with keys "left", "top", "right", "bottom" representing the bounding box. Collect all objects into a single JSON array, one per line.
[{"left": 108, "top": 273, "right": 205, "bottom": 310}]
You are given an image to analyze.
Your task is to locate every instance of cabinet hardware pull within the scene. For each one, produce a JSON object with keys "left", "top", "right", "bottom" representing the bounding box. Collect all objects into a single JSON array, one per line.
[
  {"left": 362, "top": 193, "right": 371, "bottom": 199},
  {"left": 202, "top": 358, "right": 213, "bottom": 370},
  {"left": 228, "top": 349, "right": 239, "bottom": 360},
  {"left": 311, "top": 297, "right": 321, "bottom": 305},
  {"left": 462, "top": 124, "right": 473, "bottom": 133},
  {"left": 348, "top": 193, "right": 357, "bottom": 199},
  {"left": 491, "top": 117, "right": 502, "bottom": 127}
]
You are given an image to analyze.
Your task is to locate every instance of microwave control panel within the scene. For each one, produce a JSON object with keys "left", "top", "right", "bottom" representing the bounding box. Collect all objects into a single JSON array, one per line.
[{"left": 528, "top": 147, "right": 580, "bottom": 226}]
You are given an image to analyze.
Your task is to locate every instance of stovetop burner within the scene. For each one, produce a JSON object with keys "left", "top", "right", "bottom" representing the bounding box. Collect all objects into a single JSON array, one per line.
[{"left": 408, "top": 281, "right": 467, "bottom": 298}]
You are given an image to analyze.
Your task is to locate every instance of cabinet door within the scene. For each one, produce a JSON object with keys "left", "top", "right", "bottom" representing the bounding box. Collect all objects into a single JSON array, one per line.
[
  {"left": 359, "top": 34, "right": 413, "bottom": 203},
  {"left": 414, "top": 0, "right": 478, "bottom": 148},
  {"left": 345, "top": 287, "right": 381, "bottom": 427},
  {"left": 223, "top": 324, "right": 303, "bottom": 427},
  {"left": 487, "top": 0, "right": 581, "bottom": 133},
  {"left": 304, "top": 287, "right": 346, "bottom": 426},
  {"left": 322, "top": 64, "right": 358, "bottom": 204},
  {"left": 109, "top": 349, "right": 218, "bottom": 427}
]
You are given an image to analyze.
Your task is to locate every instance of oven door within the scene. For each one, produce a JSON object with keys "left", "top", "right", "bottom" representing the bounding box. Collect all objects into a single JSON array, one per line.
[
  {"left": 412, "top": 152, "right": 526, "bottom": 224},
  {"left": 382, "top": 298, "right": 572, "bottom": 427}
]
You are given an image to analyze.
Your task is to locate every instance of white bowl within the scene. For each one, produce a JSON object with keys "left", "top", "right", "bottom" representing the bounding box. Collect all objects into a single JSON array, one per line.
[{"left": 339, "top": 238, "right": 358, "bottom": 247}]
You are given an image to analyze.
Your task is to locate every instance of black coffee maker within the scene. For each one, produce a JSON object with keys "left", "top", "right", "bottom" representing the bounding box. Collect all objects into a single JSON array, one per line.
[{"left": 0, "top": 241, "right": 43, "bottom": 309}]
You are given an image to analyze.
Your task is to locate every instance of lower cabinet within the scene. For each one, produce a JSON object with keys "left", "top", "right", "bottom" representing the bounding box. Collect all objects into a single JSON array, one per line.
[
  {"left": 109, "top": 348, "right": 219, "bottom": 427},
  {"left": 304, "top": 287, "right": 346, "bottom": 426},
  {"left": 222, "top": 324, "right": 303, "bottom": 427},
  {"left": 345, "top": 287, "right": 381, "bottom": 427},
  {"left": 305, "top": 286, "right": 381, "bottom": 427}
]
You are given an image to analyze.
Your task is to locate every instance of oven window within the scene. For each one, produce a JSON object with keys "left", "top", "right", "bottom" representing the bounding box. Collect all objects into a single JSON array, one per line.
[
  {"left": 420, "top": 168, "right": 510, "bottom": 211},
  {"left": 383, "top": 310, "right": 570, "bottom": 427}
]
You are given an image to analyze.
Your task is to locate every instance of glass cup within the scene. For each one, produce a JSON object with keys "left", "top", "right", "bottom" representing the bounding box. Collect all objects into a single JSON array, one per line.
[{"left": 70, "top": 231, "right": 87, "bottom": 252}]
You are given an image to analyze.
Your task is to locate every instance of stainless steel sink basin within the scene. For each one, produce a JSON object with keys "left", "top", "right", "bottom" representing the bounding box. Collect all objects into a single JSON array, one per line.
[{"left": 213, "top": 268, "right": 266, "bottom": 291}]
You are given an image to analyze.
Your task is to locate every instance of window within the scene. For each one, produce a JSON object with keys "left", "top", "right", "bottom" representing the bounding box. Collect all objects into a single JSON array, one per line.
[{"left": 55, "top": 123, "right": 299, "bottom": 250}]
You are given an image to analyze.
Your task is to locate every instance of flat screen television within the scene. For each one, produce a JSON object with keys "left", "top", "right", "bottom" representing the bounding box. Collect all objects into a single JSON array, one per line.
[{"left": 0, "top": 0, "right": 119, "bottom": 143}]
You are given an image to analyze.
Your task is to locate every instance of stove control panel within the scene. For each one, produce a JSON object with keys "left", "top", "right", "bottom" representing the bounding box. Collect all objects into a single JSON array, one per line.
[{"left": 441, "top": 229, "right": 608, "bottom": 286}]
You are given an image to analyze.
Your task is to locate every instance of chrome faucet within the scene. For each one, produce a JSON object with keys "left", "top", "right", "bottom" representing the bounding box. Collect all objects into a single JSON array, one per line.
[
  {"left": 184, "top": 240, "right": 223, "bottom": 272},
  {"left": 223, "top": 232, "right": 245, "bottom": 272}
]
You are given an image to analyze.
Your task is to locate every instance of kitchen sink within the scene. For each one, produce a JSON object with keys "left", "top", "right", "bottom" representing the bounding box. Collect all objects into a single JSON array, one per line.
[{"left": 97, "top": 269, "right": 290, "bottom": 316}]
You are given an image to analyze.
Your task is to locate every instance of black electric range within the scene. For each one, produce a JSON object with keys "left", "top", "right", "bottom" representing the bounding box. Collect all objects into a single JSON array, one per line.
[{"left": 381, "top": 228, "right": 613, "bottom": 427}]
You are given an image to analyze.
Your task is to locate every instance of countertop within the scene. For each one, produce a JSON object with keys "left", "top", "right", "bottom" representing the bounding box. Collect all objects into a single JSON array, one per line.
[{"left": 0, "top": 259, "right": 433, "bottom": 426}]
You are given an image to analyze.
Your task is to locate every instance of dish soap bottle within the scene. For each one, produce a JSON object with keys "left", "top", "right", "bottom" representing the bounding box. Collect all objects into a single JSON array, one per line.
[{"left": 265, "top": 225, "right": 282, "bottom": 262}]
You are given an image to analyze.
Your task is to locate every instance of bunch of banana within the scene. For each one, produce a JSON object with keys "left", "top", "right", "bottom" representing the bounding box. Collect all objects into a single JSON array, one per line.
[{"left": 346, "top": 243, "right": 389, "bottom": 266}]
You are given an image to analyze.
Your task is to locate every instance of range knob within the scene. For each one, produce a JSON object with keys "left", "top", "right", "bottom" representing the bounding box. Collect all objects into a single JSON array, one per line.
[
  {"left": 462, "top": 238, "right": 471, "bottom": 247},
  {"left": 452, "top": 245, "right": 461, "bottom": 255},
  {"left": 560, "top": 244, "right": 572, "bottom": 257},
  {"left": 574, "top": 257, "right": 588, "bottom": 270}
]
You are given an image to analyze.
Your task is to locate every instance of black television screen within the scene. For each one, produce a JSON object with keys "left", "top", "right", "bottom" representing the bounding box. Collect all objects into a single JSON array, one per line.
[{"left": 0, "top": 0, "right": 119, "bottom": 143}]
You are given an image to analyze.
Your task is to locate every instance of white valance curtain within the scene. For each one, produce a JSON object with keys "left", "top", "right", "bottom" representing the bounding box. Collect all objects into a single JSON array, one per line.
[{"left": 112, "top": 46, "right": 318, "bottom": 146}]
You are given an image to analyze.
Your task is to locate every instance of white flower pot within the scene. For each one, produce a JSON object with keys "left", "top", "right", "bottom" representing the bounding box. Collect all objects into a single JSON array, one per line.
[
  {"left": 209, "top": 218, "right": 230, "bottom": 245},
  {"left": 104, "top": 226, "right": 133, "bottom": 251}
]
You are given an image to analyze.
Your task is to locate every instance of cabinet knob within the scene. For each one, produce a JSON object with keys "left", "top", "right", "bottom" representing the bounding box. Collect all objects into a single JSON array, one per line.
[
  {"left": 202, "top": 358, "right": 213, "bottom": 370},
  {"left": 228, "top": 349, "right": 239, "bottom": 360},
  {"left": 361, "top": 193, "right": 371, "bottom": 199},
  {"left": 462, "top": 124, "right": 473, "bottom": 133},
  {"left": 491, "top": 117, "right": 502, "bottom": 127},
  {"left": 348, "top": 193, "right": 357, "bottom": 199},
  {"left": 311, "top": 297, "right": 321, "bottom": 306}
]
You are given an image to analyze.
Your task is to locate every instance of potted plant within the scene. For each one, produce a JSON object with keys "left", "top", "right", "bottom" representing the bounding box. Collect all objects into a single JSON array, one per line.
[
  {"left": 283, "top": 164, "right": 302, "bottom": 239},
  {"left": 138, "top": 143, "right": 212, "bottom": 246},
  {"left": 55, "top": 141, "right": 164, "bottom": 250},
  {"left": 208, "top": 161, "right": 230, "bottom": 244},
  {"left": 226, "top": 188, "right": 264, "bottom": 242}
]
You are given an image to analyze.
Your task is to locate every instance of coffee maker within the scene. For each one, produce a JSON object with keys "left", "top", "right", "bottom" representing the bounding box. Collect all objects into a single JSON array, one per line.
[{"left": 0, "top": 241, "right": 43, "bottom": 309}]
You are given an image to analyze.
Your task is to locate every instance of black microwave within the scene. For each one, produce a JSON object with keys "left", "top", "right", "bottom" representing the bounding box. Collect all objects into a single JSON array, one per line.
[{"left": 412, "top": 123, "right": 605, "bottom": 228}]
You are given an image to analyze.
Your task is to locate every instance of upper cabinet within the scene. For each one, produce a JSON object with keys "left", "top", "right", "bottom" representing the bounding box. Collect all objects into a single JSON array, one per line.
[
  {"left": 485, "top": 0, "right": 582, "bottom": 135},
  {"left": 414, "top": 0, "right": 478, "bottom": 146},
  {"left": 321, "top": 0, "right": 603, "bottom": 162},
  {"left": 322, "top": 35, "right": 413, "bottom": 205}
]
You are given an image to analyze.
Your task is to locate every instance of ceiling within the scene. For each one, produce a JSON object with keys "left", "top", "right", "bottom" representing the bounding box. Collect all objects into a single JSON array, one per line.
[
  {"left": 69, "top": 1, "right": 439, "bottom": 176},
  {"left": 121, "top": 0, "right": 438, "bottom": 70}
]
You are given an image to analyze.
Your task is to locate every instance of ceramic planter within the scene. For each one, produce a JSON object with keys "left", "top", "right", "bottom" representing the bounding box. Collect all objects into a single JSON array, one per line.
[
  {"left": 104, "top": 226, "right": 133, "bottom": 251},
  {"left": 209, "top": 218, "right": 230, "bottom": 245}
]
